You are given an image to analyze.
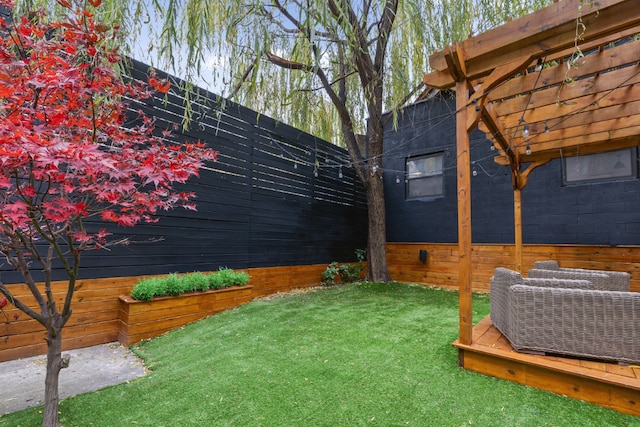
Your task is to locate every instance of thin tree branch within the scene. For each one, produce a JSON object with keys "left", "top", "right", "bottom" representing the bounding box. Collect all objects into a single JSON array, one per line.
[
  {"left": 374, "top": 0, "right": 398, "bottom": 72},
  {"left": 227, "top": 57, "right": 258, "bottom": 99},
  {"left": 265, "top": 50, "right": 316, "bottom": 72},
  {"left": 0, "top": 281, "right": 43, "bottom": 324},
  {"left": 382, "top": 82, "right": 425, "bottom": 127},
  {"left": 296, "top": 69, "right": 359, "bottom": 93}
]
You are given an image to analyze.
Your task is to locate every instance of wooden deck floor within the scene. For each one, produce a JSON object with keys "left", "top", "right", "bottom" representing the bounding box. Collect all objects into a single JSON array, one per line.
[{"left": 453, "top": 316, "right": 640, "bottom": 416}]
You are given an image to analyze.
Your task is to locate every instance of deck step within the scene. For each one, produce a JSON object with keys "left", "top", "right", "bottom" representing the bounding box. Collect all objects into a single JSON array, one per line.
[{"left": 453, "top": 316, "right": 640, "bottom": 416}]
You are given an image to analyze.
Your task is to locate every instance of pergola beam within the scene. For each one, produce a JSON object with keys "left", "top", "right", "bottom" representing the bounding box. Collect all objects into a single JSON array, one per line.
[
  {"left": 425, "top": 0, "right": 640, "bottom": 89},
  {"left": 421, "top": 0, "right": 640, "bottom": 348}
]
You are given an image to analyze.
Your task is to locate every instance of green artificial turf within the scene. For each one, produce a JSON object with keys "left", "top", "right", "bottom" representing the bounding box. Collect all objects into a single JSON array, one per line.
[{"left": 2, "top": 282, "right": 639, "bottom": 426}]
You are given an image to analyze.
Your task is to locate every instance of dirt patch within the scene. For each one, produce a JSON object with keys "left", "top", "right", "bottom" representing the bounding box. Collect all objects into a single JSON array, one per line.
[{"left": 255, "top": 286, "right": 325, "bottom": 301}]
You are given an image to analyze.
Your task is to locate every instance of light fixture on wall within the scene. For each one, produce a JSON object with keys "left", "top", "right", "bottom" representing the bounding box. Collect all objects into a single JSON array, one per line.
[
  {"left": 338, "top": 166, "right": 343, "bottom": 179},
  {"left": 526, "top": 144, "right": 531, "bottom": 155},
  {"left": 535, "top": 57, "right": 543, "bottom": 72},
  {"left": 523, "top": 124, "right": 530, "bottom": 137}
]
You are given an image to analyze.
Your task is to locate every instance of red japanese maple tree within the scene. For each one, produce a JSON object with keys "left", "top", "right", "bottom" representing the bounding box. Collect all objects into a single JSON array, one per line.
[{"left": 0, "top": 1, "right": 217, "bottom": 425}]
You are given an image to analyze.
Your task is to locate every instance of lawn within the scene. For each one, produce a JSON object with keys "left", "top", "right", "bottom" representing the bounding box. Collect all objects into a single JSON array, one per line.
[{"left": 2, "top": 282, "right": 638, "bottom": 426}]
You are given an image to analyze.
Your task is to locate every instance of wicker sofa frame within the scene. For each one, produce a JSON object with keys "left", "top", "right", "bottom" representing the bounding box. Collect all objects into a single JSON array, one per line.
[{"left": 490, "top": 267, "right": 640, "bottom": 364}]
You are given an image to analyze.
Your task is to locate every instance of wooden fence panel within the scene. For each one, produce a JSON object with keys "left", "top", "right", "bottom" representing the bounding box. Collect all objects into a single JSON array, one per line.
[
  {"left": 0, "top": 58, "right": 367, "bottom": 285},
  {"left": 0, "top": 264, "right": 328, "bottom": 362},
  {"left": 387, "top": 243, "right": 640, "bottom": 292}
]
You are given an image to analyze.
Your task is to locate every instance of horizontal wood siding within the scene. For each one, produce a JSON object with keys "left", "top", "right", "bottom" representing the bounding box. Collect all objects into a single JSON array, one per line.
[
  {"left": 118, "top": 286, "right": 255, "bottom": 345},
  {"left": 0, "top": 276, "right": 137, "bottom": 363},
  {"left": 0, "top": 264, "right": 327, "bottom": 362},
  {"left": 4, "top": 244, "right": 637, "bottom": 361},
  {"left": 387, "top": 243, "right": 640, "bottom": 292}
]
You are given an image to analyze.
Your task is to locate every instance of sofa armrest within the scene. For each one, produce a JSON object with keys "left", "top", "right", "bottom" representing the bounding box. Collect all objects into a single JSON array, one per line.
[
  {"left": 533, "top": 260, "right": 560, "bottom": 270},
  {"left": 528, "top": 268, "right": 612, "bottom": 291},
  {"left": 522, "top": 278, "right": 594, "bottom": 290},
  {"left": 531, "top": 260, "right": 630, "bottom": 291},
  {"left": 558, "top": 268, "right": 630, "bottom": 292}
]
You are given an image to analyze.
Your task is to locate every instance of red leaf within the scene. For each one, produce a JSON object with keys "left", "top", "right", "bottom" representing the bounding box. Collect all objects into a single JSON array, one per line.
[
  {"left": 22, "top": 186, "right": 37, "bottom": 197},
  {"left": 0, "top": 0, "right": 217, "bottom": 277}
]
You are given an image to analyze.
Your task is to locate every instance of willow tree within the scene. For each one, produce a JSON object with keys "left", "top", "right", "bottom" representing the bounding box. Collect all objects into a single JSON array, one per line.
[{"left": 16, "top": 0, "right": 551, "bottom": 282}]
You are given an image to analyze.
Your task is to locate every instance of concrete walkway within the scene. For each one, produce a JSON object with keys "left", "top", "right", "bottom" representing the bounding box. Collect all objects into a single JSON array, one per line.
[{"left": 0, "top": 343, "right": 146, "bottom": 415}]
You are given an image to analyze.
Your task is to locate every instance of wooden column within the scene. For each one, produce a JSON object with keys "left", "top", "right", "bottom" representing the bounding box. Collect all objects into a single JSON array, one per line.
[
  {"left": 514, "top": 188, "right": 523, "bottom": 273},
  {"left": 456, "top": 80, "right": 473, "bottom": 346}
]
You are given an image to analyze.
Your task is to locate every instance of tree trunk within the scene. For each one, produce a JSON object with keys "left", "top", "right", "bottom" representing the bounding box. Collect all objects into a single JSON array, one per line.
[
  {"left": 364, "top": 172, "right": 392, "bottom": 282},
  {"left": 42, "top": 326, "right": 67, "bottom": 427}
]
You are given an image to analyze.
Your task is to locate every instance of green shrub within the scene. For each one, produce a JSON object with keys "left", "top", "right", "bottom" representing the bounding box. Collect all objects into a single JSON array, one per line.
[
  {"left": 208, "top": 271, "right": 225, "bottom": 289},
  {"left": 131, "top": 279, "right": 156, "bottom": 301},
  {"left": 130, "top": 270, "right": 251, "bottom": 300},
  {"left": 184, "top": 272, "right": 210, "bottom": 292},
  {"left": 215, "top": 267, "right": 250, "bottom": 288},
  {"left": 321, "top": 249, "right": 366, "bottom": 286},
  {"left": 163, "top": 273, "right": 184, "bottom": 296},
  {"left": 321, "top": 262, "right": 341, "bottom": 286},
  {"left": 338, "top": 263, "right": 362, "bottom": 283}
]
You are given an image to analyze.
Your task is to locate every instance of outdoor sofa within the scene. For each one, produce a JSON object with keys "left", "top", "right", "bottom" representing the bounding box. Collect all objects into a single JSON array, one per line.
[
  {"left": 490, "top": 267, "right": 640, "bottom": 365},
  {"left": 530, "top": 260, "right": 630, "bottom": 291}
]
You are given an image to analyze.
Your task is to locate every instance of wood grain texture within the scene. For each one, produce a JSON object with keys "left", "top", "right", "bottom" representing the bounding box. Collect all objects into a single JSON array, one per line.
[{"left": 386, "top": 242, "right": 640, "bottom": 293}]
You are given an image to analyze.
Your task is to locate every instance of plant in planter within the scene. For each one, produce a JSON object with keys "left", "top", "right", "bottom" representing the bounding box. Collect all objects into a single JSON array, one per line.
[
  {"left": 184, "top": 272, "right": 210, "bottom": 292},
  {"left": 119, "top": 269, "right": 253, "bottom": 345},
  {"left": 130, "top": 269, "right": 251, "bottom": 301}
]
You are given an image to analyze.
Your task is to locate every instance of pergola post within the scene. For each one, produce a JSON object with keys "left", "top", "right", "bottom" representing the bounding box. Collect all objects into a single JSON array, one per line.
[
  {"left": 456, "top": 80, "right": 473, "bottom": 347},
  {"left": 513, "top": 188, "right": 523, "bottom": 273}
]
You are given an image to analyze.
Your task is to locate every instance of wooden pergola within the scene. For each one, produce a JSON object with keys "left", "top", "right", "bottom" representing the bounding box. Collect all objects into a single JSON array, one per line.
[{"left": 422, "top": 0, "right": 640, "bottom": 349}]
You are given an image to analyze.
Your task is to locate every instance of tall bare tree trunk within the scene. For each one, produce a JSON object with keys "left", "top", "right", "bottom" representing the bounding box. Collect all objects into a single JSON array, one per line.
[{"left": 364, "top": 172, "right": 391, "bottom": 283}]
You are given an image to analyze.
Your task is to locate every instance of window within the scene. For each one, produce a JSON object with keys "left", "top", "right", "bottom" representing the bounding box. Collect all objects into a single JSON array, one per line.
[
  {"left": 564, "top": 148, "right": 637, "bottom": 184},
  {"left": 406, "top": 153, "right": 444, "bottom": 198}
]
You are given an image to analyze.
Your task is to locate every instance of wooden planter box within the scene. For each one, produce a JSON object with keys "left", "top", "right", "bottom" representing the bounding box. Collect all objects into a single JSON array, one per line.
[{"left": 117, "top": 285, "right": 253, "bottom": 345}]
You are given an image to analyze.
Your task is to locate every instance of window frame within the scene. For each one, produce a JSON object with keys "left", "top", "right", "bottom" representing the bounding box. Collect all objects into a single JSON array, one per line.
[
  {"left": 405, "top": 152, "right": 445, "bottom": 200},
  {"left": 562, "top": 147, "right": 638, "bottom": 185}
]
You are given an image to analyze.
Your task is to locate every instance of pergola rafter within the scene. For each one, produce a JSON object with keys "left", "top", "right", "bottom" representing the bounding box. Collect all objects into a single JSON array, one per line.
[{"left": 422, "top": 0, "right": 640, "bottom": 348}]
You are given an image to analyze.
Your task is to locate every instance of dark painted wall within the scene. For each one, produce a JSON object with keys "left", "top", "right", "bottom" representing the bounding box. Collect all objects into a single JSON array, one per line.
[
  {"left": 0, "top": 58, "right": 367, "bottom": 284},
  {"left": 383, "top": 91, "right": 640, "bottom": 246}
]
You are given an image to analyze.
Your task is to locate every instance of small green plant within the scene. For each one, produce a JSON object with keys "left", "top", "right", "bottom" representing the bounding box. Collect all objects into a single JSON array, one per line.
[
  {"left": 321, "top": 249, "right": 366, "bottom": 286},
  {"left": 164, "top": 273, "right": 184, "bottom": 296},
  {"left": 321, "top": 262, "right": 341, "bottom": 286},
  {"left": 184, "top": 272, "right": 210, "bottom": 292},
  {"left": 338, "top": 263, "right": 362, "bottom": 283},
  {"left": 208, "top": 271, "right": 225, "bottom": 289},
  {"left": 215, "top": 267, "right": 250, "bottom": 288},
  {"left": 130, "top": 278, "right": 160, "bottom": 301},
  {"left": 130, "top": 269, "right": 251, "bottom": 300}
]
